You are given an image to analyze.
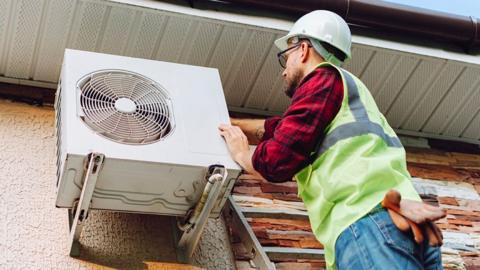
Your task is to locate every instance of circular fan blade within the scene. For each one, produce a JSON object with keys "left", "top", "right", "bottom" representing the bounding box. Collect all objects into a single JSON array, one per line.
[{"left": 78, "top": 70, "right": 174, "bottom": 145}]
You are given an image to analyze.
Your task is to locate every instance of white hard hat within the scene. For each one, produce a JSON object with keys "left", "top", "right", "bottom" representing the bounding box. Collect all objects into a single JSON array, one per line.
[{"left": 275, "top": 10, "right": 352, "bottom": 62}]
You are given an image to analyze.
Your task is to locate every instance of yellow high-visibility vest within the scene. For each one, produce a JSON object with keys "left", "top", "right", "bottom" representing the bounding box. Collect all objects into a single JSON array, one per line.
[{"left": 295, "top": 62, "right": 421, "bottom": 270}]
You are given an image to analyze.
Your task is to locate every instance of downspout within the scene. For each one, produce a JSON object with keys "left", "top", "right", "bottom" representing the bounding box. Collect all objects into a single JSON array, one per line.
[{"left": 190, "top": 0, "right": 480, "bottom": 52}]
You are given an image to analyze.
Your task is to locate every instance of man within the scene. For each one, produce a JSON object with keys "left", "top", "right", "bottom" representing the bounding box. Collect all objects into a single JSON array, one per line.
[{"left": 219, "top": 10, "right": 445, "bottom": 270}]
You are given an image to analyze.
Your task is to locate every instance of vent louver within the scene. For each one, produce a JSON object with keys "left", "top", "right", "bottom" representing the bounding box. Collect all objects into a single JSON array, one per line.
[{"left": 78, "top": 70, "right": 174, "bottom": 144}]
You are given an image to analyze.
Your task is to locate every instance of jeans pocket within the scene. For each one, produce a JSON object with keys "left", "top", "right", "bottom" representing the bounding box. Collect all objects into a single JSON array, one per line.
[{"left": 370, "top": 210, "right": 416, "bottom": 255}]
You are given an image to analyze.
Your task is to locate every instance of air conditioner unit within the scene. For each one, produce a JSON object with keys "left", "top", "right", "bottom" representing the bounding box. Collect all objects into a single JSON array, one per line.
[{"left": 55, "top": 49, "right": 241, "bottom": 259}]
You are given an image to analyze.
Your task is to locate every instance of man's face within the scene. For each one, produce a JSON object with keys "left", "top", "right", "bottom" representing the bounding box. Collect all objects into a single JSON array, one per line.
[{"left": 281, "top": 42, "right": 304, "bottom": 98}]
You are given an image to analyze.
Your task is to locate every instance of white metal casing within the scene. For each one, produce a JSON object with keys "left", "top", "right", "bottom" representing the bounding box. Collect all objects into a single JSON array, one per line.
[{"left": 55, "top": 49, "right": 241, "bottom": 217}]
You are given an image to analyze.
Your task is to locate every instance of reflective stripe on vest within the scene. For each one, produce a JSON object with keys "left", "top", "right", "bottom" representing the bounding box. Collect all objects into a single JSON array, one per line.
[{"left": 314, "top": 69, "right": 402, "bottom": 157}]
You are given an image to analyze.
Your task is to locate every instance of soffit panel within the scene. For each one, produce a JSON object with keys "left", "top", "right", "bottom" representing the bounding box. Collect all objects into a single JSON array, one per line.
[
  {"left": 422, "top": 67, "right": 480, "bottom": 134},
  {"left": 0, "top": 0, "right": 14, "bottom": 76},
  {"left": 5, "top": 0, "right": 44, "bottom": 79},
  {"left": 244, "top": 34, "right": 284, "bottom": 110},
  {"left": 402, "top": 62, "right": 465, "bottom": 131},
  {"left": 125, "top": 12, "right": 166, "bottom": 59},
  {"left": 443, "top": 77, "right": 480, "bottom": 137},
  {"left": 33, "top": 0, "right": 76, "bottom": 82},
  {"left": 0, "top": 0, "right": 478, "bottom": 143},
  {"left": 69, "top": 1, "right": 107, "bottom": 52},
  {"left": 385, "top": 58, "right": 444, "bottom": 129},
  {"left": 99, "top": 6, "right": 137, "bottom": 55}
]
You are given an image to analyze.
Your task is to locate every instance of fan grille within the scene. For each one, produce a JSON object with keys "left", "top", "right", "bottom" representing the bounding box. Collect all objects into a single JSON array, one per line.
[{"left": 78, "top": 70, "right": 174, "bottom": 144}]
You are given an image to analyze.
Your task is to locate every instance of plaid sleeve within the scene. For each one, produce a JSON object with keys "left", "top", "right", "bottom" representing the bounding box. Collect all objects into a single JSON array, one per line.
[
  {"left": 262, "top": 116, "right": 282, "bottom": 141},
  {"left": 252, "top": 67, "right": 344, "bottom": 182}
]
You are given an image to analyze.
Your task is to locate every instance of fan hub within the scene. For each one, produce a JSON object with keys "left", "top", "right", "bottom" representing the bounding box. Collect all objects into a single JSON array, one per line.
[{"left": 115, "top": 98, "right": 137, "bottom": 114}]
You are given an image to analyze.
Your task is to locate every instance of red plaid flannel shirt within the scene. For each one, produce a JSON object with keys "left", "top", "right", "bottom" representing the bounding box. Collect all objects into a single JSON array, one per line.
[{"left": 252, "top": 66, "right": 344, "bottom": 182}]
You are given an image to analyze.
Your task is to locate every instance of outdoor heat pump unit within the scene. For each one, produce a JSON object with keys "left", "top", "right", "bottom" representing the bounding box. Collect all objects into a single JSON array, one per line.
[{"left": 55, "top": 49, "right": 241, "bottom": 259}]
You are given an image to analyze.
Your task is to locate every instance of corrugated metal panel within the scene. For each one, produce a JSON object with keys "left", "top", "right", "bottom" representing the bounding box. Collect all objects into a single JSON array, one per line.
[
  {"left": 386, "top": 58, "right": 444, "bottom": 128},
  {"left": 99, "top": 6, "right": 136, "bottom": 55},
  {"left": 402, "top": 62, "right": 465, "bottom": 131},
  {"left": 33, "top": 0, "right": 76, "bottom": 82},
  {"left": 69, "top": 1, "right": 107, "bottom": 51},
  {"left": 342, "top": 46, "right": 374, "bottom": 77},
  {"left": 358, "top": 50, "right": 399, "bottom": 97},
  {"left": 462, "top": 112, "right": 480, "bottom": 140},
  {"left": 375, "top": 54, "right": 419, "bottom": 113},
  {"left": 180, "top": 21, "right": 222, "bottom": 66},
  {"left": 5, "top": 0, "right": 44, "bottom": 79},
  {"left": 207, "top": 26, "right": 245, "bottom": 87},
  {"left": 223, "top": 30, "right": 276, "bottom": 107},
  {"left": 443, "top": 75, "right": 480, "bottom": 137},
  {"left": 0, "top": 0, "right": 479, "bottom": 143},
  {"left": 125, "top": 12, "right": 165, "bottom": 59},
  {"left": 422, "top": 67, "right": 480, "bottom": 134},
  {"left": 244, "top": 34, "right": 284, "bottom": 110},
  {"left": 265, "top": 77, "right": 290, "bottom": 113},
  {"left": 0, "top": 0, "right": 14, "bottom": 76},
  {"left": 154, "top": 15, "right": 193, "bottom": 63}
]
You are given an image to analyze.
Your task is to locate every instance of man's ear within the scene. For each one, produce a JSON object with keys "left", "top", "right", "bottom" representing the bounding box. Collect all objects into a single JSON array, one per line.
[{"left": 300, "top": 42, "right": 310, "bottom": 63}]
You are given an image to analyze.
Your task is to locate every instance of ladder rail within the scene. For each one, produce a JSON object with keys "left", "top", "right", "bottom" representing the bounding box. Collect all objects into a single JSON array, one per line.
[
  {"left": 225, "top": 196, "right": 276, "bottom": 270},
  {"left": 226, "top": 196, "right": 326, "bottom": 269}
]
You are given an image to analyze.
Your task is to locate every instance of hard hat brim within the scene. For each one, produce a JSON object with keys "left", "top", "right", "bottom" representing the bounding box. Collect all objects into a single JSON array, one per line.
[
  {"left": 275, "top": 33, "right": 351, "bottom": 61},
  {"left": 274, "top": 34, "right": 292, "bottom": 51},
  {"left": 275, "top": 33, "right": 317, "bottom": 51}
]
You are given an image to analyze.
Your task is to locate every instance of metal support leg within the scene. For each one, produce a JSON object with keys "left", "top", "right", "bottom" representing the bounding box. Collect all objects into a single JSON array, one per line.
[
  {"left": 67, "top": 153, "right": 105, "bottom": 257},
  {"left": 177, "top": 165, "right": 227, "bottom": 262}
]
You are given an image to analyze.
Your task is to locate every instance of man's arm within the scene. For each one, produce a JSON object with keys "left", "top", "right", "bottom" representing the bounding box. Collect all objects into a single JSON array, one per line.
[
  {"left": 230, "top": 118, "right": 265, "bottom": 145},
  {"left": 220, "top": 68, "right": 344, "bottom": 182},
  {"left": 218, "top": 124, "right": 265, "bottom": 178},
  {"left": 252, "top": 69, "right": 344, "bottom": 182}
]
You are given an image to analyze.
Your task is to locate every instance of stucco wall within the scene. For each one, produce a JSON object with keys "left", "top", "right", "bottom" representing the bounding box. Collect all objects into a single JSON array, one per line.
[{"left": 0, "top": 99, "right": 235, "bottom": 269}]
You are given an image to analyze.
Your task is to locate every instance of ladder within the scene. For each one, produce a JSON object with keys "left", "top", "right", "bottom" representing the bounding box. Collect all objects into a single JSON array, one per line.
[{"left": 224, "top": 196, "right": 325, "bottom": 270}]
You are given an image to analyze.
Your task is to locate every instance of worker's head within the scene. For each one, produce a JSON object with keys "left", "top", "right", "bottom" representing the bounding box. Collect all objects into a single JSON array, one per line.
[{"left": 275, "top": 10, "right": 352, "bottom": 97}]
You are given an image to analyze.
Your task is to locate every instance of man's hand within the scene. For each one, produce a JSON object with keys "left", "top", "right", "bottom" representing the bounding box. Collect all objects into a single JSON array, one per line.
[
  {"left": 219, "top": 124, "right": 250, "bottom": 161},
  {"left": 229, "top": 118, "right": 266, "bottom": 145},
  {"left": 382, "top": 190, "right": 446, "bottom": 247},
  {"left": 219, "top": 124, "right": 261, "bottom": 177}
]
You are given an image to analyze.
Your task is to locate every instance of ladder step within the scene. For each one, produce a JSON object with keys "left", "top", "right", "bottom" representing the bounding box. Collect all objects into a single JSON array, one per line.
[
  {"left": 263, "top": 247, "right": 325, "bottom": 261},
  {"left": 240, "top": 207, "right": 309, "bottom": 220}
]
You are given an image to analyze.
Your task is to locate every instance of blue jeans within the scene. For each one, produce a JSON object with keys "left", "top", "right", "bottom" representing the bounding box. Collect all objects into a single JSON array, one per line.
[{"left": 335, "top": 207, "right": 443, "bottom": 270}]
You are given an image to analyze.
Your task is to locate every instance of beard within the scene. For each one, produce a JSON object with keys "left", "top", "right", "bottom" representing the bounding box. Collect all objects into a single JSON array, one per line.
[{"left": 283, "top": 68, "right": 302, "bottom": 98}]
